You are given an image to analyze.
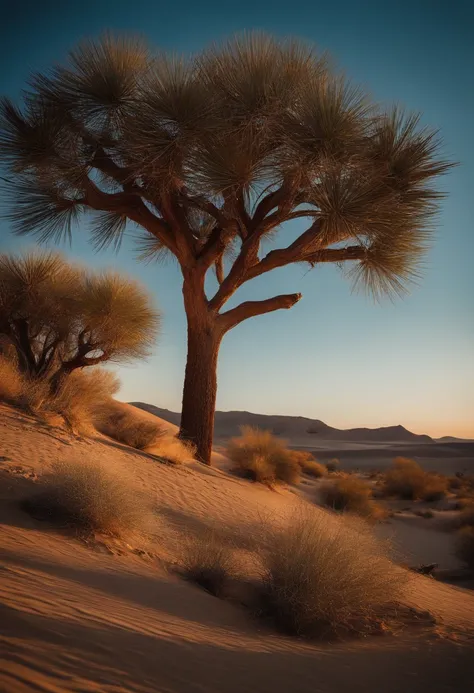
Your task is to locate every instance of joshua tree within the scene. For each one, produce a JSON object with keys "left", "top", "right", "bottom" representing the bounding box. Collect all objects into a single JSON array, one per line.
[
  {"left": 0, "top": 251, "right": 160, "bottom": 391},
  {"left": 0, "top": 34, "right": 452, "bottom": 462}
]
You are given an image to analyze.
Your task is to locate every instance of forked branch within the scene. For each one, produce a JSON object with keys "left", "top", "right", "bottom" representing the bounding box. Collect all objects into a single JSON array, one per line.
[{"left": 218, "top": 292, "right": 302, "bottom": 332}]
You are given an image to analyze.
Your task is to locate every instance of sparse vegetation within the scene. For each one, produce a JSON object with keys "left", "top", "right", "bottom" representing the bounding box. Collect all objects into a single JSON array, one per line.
[
  {"left": 256, "top": 508, "right": 405, "bottom": 638},
  {"left": 41, "top": 369, "right": 120, "bottom": 433},
  {"left": 320, "top": 477, "right": 377, "bottom": 519},
  {"left": 289, "top": 451, "right": 327, "bottom": 478},
  {"left": 382, "top": 458, "right": 448, "bottom": 501},
  {"left": 226, "top": 427, "right": 301, "bottom": 485},
  {"left": 146, "top": 435, "right": 196, "bottom": 465},
  {"left": 0, "top": 358, "right": 120, "bottom": 434},
  {"left": 0, "top": 355, "right": 23, "bottom": 402},
  {"left": 23, "top": 459, "right": 152, "bottom": 538},
  {"left": 181, "top": 532, "right": 235, "bottom": 596},
  {"left": 98, "top": 403, "right": 195, "bottom": 462},
  {"left": 326, "top": 458, "right": 340, "bottom": 473},
  {"left": 99, "top": 408, "right": 165, "bottom": 450}
]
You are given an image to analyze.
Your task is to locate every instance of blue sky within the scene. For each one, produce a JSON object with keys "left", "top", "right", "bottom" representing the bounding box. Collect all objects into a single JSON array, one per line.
[{"left": 1, "top": 0, "right": 473, "bottom": 437}]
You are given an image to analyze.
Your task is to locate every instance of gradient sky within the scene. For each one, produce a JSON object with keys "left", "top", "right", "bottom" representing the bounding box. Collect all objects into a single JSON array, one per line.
[{"left": 1, "top": 0, "right": 473, "bottom": 437}]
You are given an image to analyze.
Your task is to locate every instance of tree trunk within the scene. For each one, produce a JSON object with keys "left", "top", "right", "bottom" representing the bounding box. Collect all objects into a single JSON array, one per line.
[
  {"left": 179, "top": 271, "right": 222, "bottom": 465},
  {"left": 49, "top": 362, "right": 76, "bottom": 394}
]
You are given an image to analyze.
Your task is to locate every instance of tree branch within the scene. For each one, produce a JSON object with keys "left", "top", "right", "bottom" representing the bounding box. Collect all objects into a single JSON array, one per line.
[
  {"left": 245, "top": 243, "right": 366, "bottom": 282},
  {"left": 90, "top": 147, "right": 133, "bottom": 187},
  {"left": 208, "top": 232, "right": 262, "bottom": 311},
  {"left": 215, "top": 255, "right": 224, "bottom": 285},
  {"left": 178, "top": 190, "right": 227, "bottom": 227},
  {"left": 218, "top": 293, "right": 302, "bottom": 332},
  {"left": 251, "top": 185, "right": 288, "bottom": 230},
  {"left": 208, "top": 219, "right": 321, "bottom": 311},
  {"left": 81, "top": 177, "right": 178, "bottom": 255}
]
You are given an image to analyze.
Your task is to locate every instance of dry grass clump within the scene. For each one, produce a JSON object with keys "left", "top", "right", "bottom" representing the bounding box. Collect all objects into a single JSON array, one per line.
[
  {"left": 0, "top": 355, "right": 23, "bottom": 402},
  {"left": 226, "top": 427, "right": 301, "bottom": 485},
  {"left": 0, "top": 357, "right": 119, "bottom": 435},
  {"left": 382, "top": 458, "right": 448, "bottom": 501},
  {"left": 43, "top": 369, "right": 120, "bottom": 434},
  {"left": 22, "top": 459, "right": 152, "bottom": 538},
  {"left": 256, "top": 508, "right": 405, "bottom": 639},
  {"left": 98, "top": 403, "right": 195, "bottom": 463},
  {"left": 449, "top": 474, "right": 474, "bottom": 504},
  {"left": 100, "top": 407, "right": 165, "bottom": 450},
  {"left": 325, "top": 458, "right": 340, "bottom": 473},
  {"left": 145, "top": 435, "right": 196, "bottom": 464},
  {"left": 422, "top": 476, "right": 449, "bottom": 502},
  {"left": 320, "top": 477, "right": 377, "bottom": 519},
  {"left": 290, "top": 451, "right": 327, "bottom": 478},
  {"left": 181, "top": 532, "right": 236, "bottom": 596}
]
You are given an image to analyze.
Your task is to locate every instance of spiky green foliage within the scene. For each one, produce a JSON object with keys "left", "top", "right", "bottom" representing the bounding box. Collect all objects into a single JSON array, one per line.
[
  {"left": 0, "top": 32, "right": 452, "bottom": 299},
  {"left": 0, "top": 251, "right": 160, "bottom": 382}
]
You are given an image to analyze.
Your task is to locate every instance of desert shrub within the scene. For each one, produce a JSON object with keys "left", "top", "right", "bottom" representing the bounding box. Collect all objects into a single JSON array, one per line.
[
  {"left": 99, "top": 404, "right": 195, "bottom": 462},
  {"left": 383, "top": 458, "right": 447, "bottom": 501},
  {"left": 273, "top": 451, "right": 301, "bottom": 484},
  {"left": 256, "top": 508, "right": 405, "bottom": 638},
  {"left": 450, "top": 475, "right": 474, "bottom": 500},
  {"left": 289, "top": 451, "right": 327, "bottom": 478},
  {"left": 421, "top": 475, "right": 449, "bottom": 502},
  {"left": 455, "top": 527, "right": 474, "bottom": 569},
  {"left": 300, "top": 459, "right": 327, "bottom": 478},
  {"left": 226, "top": 427, "right": 301, "bottom": 485},
  {"left": 146, "top": 435, "right": 196, "bottom": 464},
  {"left": 320, "top": 477, "right": 376, "bottom": 518},
  {"left": 100, "top": 409, "right": 165, "bottom": 450},
  {"left": 326, "top": 458, "right": 340, "bottom": 473},
  {"left": 44, "top": 369, "right": 120, "bottom": 433},
  {"left": 181, "top": 532, "right": 235, "bottom": 596},
  {"left": 23, "top": 459, "right": 151, "bottom": 538},
  {"left": 288, "top": 450, "right": 314, "bottom": 465},
  {"left": 0, "top": 356, "right": 120, "bottom": 434},
  {"left": 0, "top": 355, "right": 23, "bottom": 402}
]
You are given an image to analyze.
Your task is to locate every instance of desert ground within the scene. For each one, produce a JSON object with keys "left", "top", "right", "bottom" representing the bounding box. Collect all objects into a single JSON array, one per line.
[{"left": 1, "top": 401, "right": 474, "bottom": 693}]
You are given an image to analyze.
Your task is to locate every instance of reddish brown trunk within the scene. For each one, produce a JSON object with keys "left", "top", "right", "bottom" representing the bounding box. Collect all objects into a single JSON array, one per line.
[
  {"left": 179, "top": 322, "right": 221, "bottom": 464},
  {"left": 179, "top": 270, "right": 222, "bottom": 464}
]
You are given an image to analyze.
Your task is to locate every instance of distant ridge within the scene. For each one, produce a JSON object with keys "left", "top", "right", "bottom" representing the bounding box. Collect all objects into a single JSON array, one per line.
[{"left": 129, "top": 403, "right": 434, "bottom": 444}]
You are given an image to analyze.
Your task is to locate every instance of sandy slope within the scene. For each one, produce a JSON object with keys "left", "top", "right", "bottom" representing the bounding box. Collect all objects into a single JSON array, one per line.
[{"left": 1, "top": 403, "right": 474, "bottom": 693}]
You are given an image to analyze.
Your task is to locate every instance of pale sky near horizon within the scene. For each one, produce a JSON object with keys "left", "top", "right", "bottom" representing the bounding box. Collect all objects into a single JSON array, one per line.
[{"left": 0, "top": 0, "right": 473, "bottom": 438}]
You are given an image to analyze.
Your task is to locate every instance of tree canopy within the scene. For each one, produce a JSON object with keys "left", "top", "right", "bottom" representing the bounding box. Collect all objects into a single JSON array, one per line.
[
  {"left": 0, "top": 33, "right": 452, "bottom": 301},
  {"left": 0, "top": 251, "right": 160, "bottom": 381}
]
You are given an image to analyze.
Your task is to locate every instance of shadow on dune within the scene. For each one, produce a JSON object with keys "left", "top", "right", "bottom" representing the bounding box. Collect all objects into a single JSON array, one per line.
[
  {"left": 1, "top": 584, "right": 473, "bottom": 693},
  {"left": 0, "top": 547, "right": 254, "bottom": 632}
]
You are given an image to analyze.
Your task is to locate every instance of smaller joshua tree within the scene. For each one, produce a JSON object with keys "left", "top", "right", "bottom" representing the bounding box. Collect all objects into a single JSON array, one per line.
[{"left": 0, "top": 251, "right": 160, "bottom": 392}]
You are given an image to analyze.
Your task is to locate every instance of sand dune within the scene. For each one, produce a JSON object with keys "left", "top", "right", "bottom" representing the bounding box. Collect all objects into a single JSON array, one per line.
[{"left": 1, "top": 403, "right": 474, "bottom": 692}]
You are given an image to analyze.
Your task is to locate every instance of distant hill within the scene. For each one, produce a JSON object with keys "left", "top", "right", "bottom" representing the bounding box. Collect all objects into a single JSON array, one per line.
[{"left": 129, "top": 403, "right": 434, "bottom": 444}]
